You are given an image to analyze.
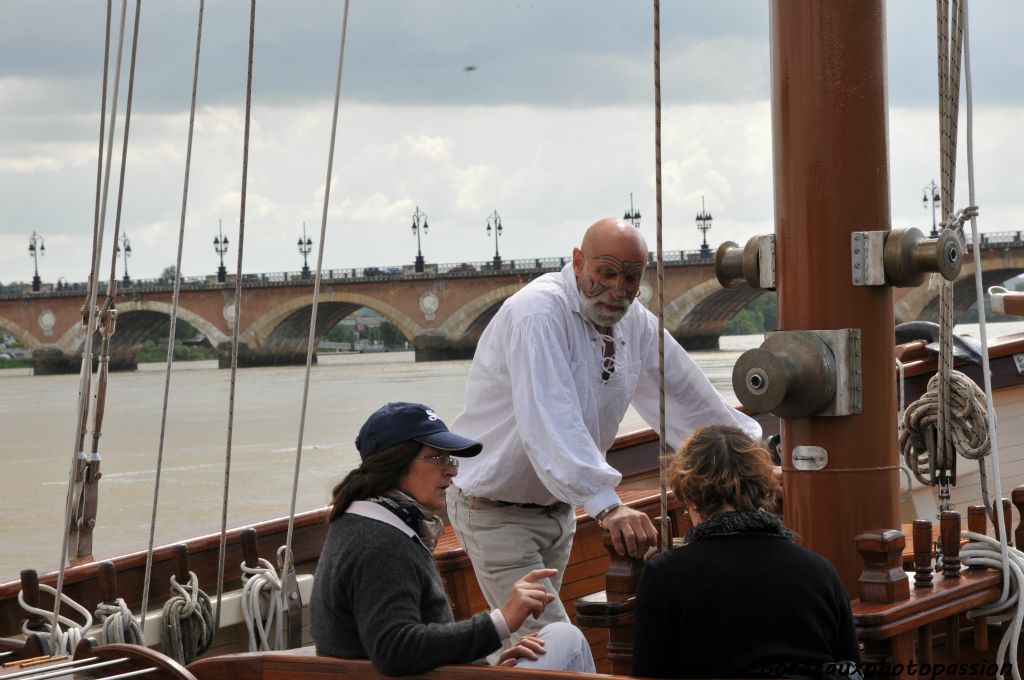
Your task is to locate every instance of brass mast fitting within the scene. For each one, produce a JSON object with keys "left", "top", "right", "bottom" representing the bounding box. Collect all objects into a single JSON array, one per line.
[
  {"left": 715, "top": 235, "right": 776, "bottom": 290},
  {"left": 883, "top": 228, "right": 961, "bottom": 287},
  {"left": 852, "top": 228, "right": 961, "bottom": 288},
  {"left": 732, "top": 329, "right": 861, "bottom": 419}
]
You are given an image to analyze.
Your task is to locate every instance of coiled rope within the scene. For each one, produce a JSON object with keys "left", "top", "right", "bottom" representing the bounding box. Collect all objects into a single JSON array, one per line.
[
  {"left": 161, "top": 572, "right": 214, "bottom": 665},
  {"left": 961, "top": 532, "right": 1022, "bottom": 680},
  {"left": 95, "top": 598, "right": 144, "bottom": 645},
  {"left": 899, "top": 370, "right": 989, "bottom": 485},
  {"left": 240, "top": 558, "right": 284, "bottom": 651},
  {"left": 19, "top": 585, "right": 93, "bottom": 656}
]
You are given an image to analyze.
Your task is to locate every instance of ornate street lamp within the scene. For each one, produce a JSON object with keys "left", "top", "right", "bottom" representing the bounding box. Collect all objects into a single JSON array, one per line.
[
  {"left": 298, "top": 222, "right": 313, "bottom": 279},
  {"left": 213, "top": 219, "right": 229, "bottom": 283},
  {"left": 923, "top": 180, "right": 940, "bottom": 238},
  {"left": 28, "top": 231, "right": 44, "bottom": 292},
  {"left": 696, "top": 195, "right": 713, "bottom": 257},
  {"left": 486, "top": 210, "right": 503, "bottom": 268},
  {"left": 114, "top": 232, "right": 132, "bottom": 285},
  {"left": 623, "top": 192, "right": 641, "bottom": 229},
  {"left": 411, "top": 206, "right": 429, "bottom": 273}
]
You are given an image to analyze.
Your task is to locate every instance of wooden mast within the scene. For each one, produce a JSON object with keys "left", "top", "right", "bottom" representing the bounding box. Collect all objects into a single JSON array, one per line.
[{"left": 770, "top": 0, "right": 900, "bottom": 590}]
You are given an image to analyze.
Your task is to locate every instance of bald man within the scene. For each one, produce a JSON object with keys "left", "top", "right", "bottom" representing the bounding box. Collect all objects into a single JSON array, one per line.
[{"left": 447, "top": 218, "right": 760, "bottom": 639}]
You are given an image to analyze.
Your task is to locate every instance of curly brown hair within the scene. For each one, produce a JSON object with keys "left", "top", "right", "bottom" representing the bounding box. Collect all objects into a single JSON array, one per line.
[{"left": 668, "top": 424, "right": 775, "bottom": 517}]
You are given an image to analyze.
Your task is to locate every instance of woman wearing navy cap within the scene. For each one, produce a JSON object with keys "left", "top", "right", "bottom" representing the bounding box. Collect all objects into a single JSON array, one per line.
[{"left": 310, "top": 402, "right": 594, "bottom": 676}]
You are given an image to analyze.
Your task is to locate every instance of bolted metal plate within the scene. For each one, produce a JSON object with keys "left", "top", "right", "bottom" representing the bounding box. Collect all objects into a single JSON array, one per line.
[
  {"left": 851, "top": 231, "right": 886, "bottom": 286},
  {"left": 791, "top": 445, "right": 828, "bottom": 471},
  {"left": 758, "top": 234, "right": 777, "bottom": 290}
]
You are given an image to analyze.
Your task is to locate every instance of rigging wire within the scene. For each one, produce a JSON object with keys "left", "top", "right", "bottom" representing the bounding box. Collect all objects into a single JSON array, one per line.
[
  {"left": 139, "top": 0, "right": 205, "bottom": 628},
  {"left": 959, "top": 0, "right": 1015, "bottom": 647},
  {"left": 280, "top": 0, "right": 352, "bottom": 611},
  {"left": 651, "top": 0, "right": 669, "bottom": 552},
  {"left": 215, "top": 0, "right": 257, "bottom": 631},
  {"left": 53, "top": 0, "right": 128, "bottom": 653}
]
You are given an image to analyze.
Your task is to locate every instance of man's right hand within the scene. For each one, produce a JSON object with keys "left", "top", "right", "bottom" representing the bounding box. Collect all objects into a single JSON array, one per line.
[
  {"left": 602, "top": 506, "right": 658, "bottom": 558},
  {"left": 499, "top": 568, "right": 558, "bottom": 632}
]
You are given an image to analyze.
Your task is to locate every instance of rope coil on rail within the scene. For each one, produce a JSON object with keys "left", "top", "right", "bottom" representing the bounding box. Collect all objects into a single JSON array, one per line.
[
  {"left": 95, "top": 598, "right": 144, "bottom": 645},
  {"left": 240, "top": 558, "right": 284, "bottom": 651},
  {"left": 962, "top": 532, "right": 1024, "bottom": 680},
  {"left": 161, "top": 571, "right": 214, "bottom": 665},
  {"left": 900, "top": 369, "right": 990, "bottom": 486},
  {"left": 18, "top": 585, "right": 93, "bottom": 656}
]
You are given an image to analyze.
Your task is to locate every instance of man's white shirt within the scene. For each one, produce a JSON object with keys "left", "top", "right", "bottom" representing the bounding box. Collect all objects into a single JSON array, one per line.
[{"left": 451, "top": 264, "right": 762, "bottom": 518}]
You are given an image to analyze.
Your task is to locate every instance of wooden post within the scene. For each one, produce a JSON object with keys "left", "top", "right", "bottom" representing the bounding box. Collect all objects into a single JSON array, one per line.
[
  {"left": 941, "top": 511, "right": 961, "bottom": 579},
  {"left": 241, "top": 528, "right": 259, "bottom": 569},
  {"left": 575, "top": 532, "right": 646, "bottom": 676},
  {"left": 18, "top": 569, "right": 46, "bottom": 634},
  {"left": 992, "top": 499, "right": 1013, "bottom": 547},
  {"left": 171, "top": 543, "right": 191, "bottom": 588},
  {"left": 97, "top": 561, "right": 118, "bottom": 605},
  {"left": 1012, "top": 487, "right": 1024, "bottom": 548},
  {"left": 855, "top": 529, "right": 910, "bottom": 603},
  {"left": 913, "top": 520, "right": 934, "bottom": 587},
  {"left": 770, "top": 0, "right": 898, "bottom": 591}
]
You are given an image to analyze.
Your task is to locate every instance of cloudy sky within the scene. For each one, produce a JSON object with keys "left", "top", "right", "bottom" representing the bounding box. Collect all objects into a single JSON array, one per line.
[{"left": 1, "top": 0, "right": 1022, "bottom": 285}]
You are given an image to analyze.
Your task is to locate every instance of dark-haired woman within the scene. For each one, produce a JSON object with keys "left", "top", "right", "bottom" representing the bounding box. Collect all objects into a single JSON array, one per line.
[
  {"left": 310, "top": 402, "right": 594, "bottom": 677},
  {"left": 632, "top": 424, "right": 861, "bottom": 679}
]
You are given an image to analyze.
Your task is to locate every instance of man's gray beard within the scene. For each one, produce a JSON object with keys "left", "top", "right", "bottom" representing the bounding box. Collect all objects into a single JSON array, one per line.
[{"left": 580, "top": 295, "right": 629, "bottom": 328}]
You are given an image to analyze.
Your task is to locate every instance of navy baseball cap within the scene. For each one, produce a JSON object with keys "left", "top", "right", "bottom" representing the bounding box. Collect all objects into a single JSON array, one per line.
[{"left": 355, "top": 402, "right": 483, "bottom": 460}]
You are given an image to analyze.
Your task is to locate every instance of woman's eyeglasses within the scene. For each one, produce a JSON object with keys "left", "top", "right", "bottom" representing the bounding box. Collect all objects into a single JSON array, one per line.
[{"left": 417, "top": 454, "right": 459, "bottom": 470}]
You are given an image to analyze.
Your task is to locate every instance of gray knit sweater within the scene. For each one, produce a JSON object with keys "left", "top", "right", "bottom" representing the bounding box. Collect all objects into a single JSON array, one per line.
[{"left": 310, "top": 503, "right": 501, "bottom": 676}]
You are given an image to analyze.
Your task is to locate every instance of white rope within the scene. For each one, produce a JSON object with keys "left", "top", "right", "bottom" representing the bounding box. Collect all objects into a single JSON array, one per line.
[
  {"left": 18, "top": 585, "right": 93, "bottom": 656},
  {"left": 95, "top": 598, "right": 144, "bottom": 645},
  {"left": 961, "top": 0, "right": 1012, "bottom": 602},
  {"left": 961, "top": 532, "right": 1021, "bottom": 680},
  {"left": 896, "top": 359, "right": 914, "bottom": 504},
  {"left": 240, "top": 559, "right": 284, "bottom": 652}
]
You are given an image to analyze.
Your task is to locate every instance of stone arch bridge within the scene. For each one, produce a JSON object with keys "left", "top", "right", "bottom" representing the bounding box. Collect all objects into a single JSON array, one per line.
[{"left": 2, "top": 235, "right": 1022, "bottom": 374}]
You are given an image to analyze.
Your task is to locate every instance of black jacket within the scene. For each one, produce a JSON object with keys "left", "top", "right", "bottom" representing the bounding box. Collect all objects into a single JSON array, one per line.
[{"left": 632, "top": 511, "right": 860, "bottom": 678}]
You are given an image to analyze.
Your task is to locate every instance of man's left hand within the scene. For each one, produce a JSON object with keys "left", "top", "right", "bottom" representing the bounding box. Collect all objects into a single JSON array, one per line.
[{"left": 772, "top": 465, "right": 784, "bottom": 512}]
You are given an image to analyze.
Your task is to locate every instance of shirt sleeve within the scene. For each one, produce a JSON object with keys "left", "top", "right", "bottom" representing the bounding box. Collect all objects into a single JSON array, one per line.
[
  {"left": 507, "top": 313, "right": 623, "bottom": 517},
  {"left": 632, "top": 310, "right": 762, "bottom": 451}
]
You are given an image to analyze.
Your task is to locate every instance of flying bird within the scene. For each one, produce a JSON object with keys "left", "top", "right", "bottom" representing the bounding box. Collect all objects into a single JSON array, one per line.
[{"left": 463, "top": 65, "right": 477, "bottom": 72}]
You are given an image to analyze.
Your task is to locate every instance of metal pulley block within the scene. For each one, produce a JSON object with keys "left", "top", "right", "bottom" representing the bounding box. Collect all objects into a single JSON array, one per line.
[
  {"left": 715, "top": 234, "right": 776, "bottom": 290},
  {"left": 732, "top": 329, "right": 861, "bottom": 419},
  {"left": 852, "top": 228, "right": 961, "bottom": 287}
]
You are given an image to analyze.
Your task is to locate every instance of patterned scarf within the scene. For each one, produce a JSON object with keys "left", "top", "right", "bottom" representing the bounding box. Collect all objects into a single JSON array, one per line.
[{"left": 369, "top": 490, "right": 444, "bottom": 550}]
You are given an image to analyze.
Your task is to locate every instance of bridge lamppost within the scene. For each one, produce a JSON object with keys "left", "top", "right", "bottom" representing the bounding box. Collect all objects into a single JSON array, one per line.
[
  {"left": 623, "top": 192, "right": 641, "bottom": 229},
  {"left": 695, "top": 195, "right": 713, "bottom": 258},
  {"left": 28, "top": 231, "right": 44, "bottom": 292},
  {"left": 923, "top": 180, "right": 940, "bottom": 237},
  {"left": 114, "top": 232, "right": 132, "bottom": 285},
  {"left": 213, "top": 219, "right": 229, "bottom": 283},
  {"left": 486, "top": 210, "right": 503, "bottom": 269},
  {"left": 411, "top": 206, "right": 428, "bottom": 273},
  {"left": 298, "top": 222, "right": 313, "bottom": 280}
]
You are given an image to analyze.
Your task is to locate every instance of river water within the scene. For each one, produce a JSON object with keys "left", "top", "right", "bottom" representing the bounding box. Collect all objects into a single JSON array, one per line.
[{"left": 1, "top": 322, "right": 1022, "bottom": 578}]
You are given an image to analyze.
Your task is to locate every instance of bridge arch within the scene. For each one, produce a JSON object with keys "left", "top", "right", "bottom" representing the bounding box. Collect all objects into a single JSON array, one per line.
[
  {"left": 664, "top": 280, "right": 766, "bottom": 349},
  {"left": 0, "top": 315, "right": 44, "bottom": 353},
  {"left": 241, "top": 292, "right": 424, "bottom": 366},
  {"left": 436, "top": 283, "right": 523, "bottom": 340}
]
